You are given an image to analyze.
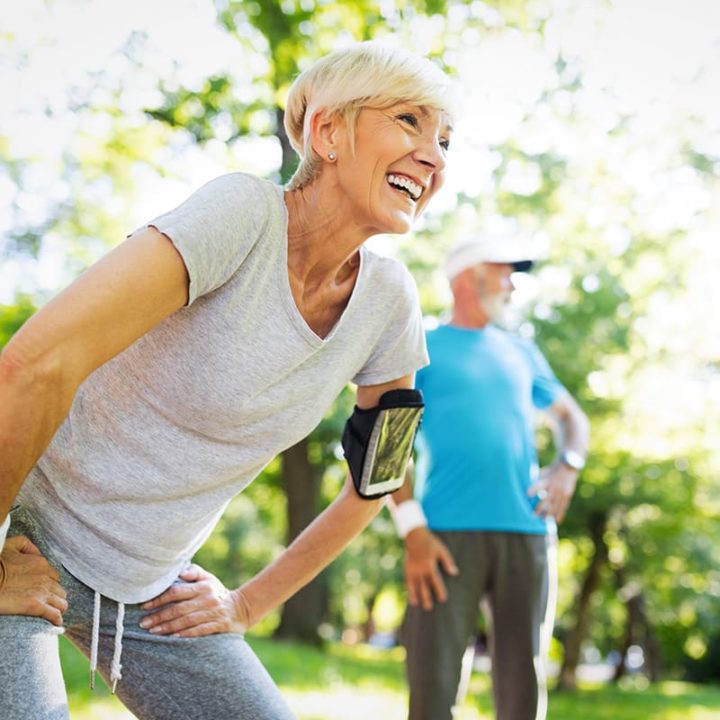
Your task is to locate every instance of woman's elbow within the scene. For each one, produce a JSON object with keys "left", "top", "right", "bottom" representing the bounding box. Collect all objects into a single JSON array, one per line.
[{"left": 1, "top": 337, "right": 67, "bottom": 396}]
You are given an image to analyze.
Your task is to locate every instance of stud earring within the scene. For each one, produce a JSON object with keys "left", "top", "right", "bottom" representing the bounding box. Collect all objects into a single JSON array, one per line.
[{"left": 328, "top": 151, "right": 336, "bottom": 161}]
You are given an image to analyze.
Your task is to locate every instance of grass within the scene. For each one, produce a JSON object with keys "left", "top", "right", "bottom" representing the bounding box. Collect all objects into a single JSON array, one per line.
[{"left": 60, "top": 635, "right": 720, "bottom": 719}]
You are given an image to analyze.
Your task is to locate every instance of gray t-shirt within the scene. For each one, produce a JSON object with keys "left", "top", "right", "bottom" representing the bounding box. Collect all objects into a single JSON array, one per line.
[{"left": 18, "top": 173, "right": 428, "bottom": 603}]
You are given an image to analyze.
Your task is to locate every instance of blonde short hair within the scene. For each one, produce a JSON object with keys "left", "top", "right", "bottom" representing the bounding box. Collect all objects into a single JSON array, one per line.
[{"left": 284, "top": 41, "right": 458, "bottom": 190}]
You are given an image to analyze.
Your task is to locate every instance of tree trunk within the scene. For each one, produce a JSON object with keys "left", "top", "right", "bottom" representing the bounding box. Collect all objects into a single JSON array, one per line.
[
  {"left": 274, "top": 438, "right": 327, "bottom": 645},
  {"left": 642, "top": 615, "right": 661, "bottom": 682},
  {"left": 272, "top": 109, "right": 324, "bottom": 644},
  {"left": 612, "top": 569, "right": 638, "bottom": 682},
  {"left": 612, "top": 568, "right": 662, "bottom": 683},
  {"left": 361, "top": 589, "right": 380, "bottom": 642},
  {"left": 557, "top": 512, "right": 609, "bottom": 691}
]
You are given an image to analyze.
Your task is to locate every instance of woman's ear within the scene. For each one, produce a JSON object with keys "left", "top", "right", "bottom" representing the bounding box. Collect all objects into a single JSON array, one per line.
[{"left": 308, "top": 108, "right": 344, "bottom": 162}]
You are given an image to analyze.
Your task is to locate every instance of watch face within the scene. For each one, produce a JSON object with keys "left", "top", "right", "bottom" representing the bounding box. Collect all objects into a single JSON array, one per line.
[{"left": 563, "top": 450, "right": 585, "bottom": 471}]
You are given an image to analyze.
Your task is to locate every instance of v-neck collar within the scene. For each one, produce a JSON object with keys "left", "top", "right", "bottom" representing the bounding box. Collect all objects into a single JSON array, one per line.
[{"left": 275, "top": 184, "right": 366, "bottom": 347}]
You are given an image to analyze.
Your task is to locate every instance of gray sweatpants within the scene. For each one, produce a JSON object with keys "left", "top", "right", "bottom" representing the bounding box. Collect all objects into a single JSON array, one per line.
[
  {"left": 403, "top": 531, "right": 557, "bottom": 720},
  {"left": 0, "top": 508, "right": 297, "bottom": 720}
]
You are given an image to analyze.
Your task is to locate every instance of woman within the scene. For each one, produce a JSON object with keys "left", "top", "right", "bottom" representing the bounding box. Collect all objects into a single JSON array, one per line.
[{"left": 0, "top": 41, "right": 456, "bottom": 719}]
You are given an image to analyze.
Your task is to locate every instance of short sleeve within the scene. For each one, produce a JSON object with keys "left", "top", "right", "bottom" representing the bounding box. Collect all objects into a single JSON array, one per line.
[
  {"left": 521, "top": 339, "right": 565, "bottom": 409},
  {"left": 142, "top": 173, "right": 276, "bottom": 305},
  {"left": 352, "top": 263, "right": 429, "bottom": 386}
]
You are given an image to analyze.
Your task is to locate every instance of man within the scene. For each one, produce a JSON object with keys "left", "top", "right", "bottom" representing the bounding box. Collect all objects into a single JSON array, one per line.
[{"left": 391, "top": 236, "right": 590, "bottom": 720}]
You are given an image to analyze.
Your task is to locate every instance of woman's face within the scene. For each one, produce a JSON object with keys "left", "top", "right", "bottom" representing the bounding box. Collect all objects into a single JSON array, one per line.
[{"left": 334, "top": 103, "right": 452, "bottom": 235}]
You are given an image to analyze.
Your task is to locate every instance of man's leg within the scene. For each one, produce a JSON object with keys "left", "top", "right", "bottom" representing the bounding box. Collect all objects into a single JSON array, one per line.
[
  {"left": 486, "top": 532, "right": 554, "bottom": 720},
  {"left": 403, "top": 531, "right": 488, "bottom": 720},
  {"left": 536, "top": 532, "right": 558, "bottom": 720}
]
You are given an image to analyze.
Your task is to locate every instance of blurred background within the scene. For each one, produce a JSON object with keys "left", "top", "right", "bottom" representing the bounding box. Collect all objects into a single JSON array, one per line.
[{"left": 2, "top": 1, "right": 719, "bottom": 717}]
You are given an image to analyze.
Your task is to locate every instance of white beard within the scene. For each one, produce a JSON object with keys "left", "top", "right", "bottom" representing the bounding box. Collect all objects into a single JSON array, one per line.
[{"left": 480, "top": 291, "right": 511, "bottom": 324}]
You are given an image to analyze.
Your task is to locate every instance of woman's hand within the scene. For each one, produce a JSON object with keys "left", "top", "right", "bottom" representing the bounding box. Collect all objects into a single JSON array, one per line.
[
  {"left": 0, "top": 535, "right": 68, "bottom": 625},
  {"left": 139, "top": 564, "right": 251, "bottom": 638}
]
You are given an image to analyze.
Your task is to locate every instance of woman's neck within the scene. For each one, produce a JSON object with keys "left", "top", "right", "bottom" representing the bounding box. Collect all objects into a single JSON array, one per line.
[
  {"left": 284, "top": 182, "right": 368, "bottom": 288},
  {"left": 283, "top": 182, "right": 366, "bottom": 338}
]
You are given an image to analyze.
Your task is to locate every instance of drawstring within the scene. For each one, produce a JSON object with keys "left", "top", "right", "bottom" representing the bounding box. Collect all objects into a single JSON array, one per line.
[
  {"left": 88, "top": 590, "right": 125, "bottom": 694},
  {"left": 89, "top": 591, "right": 101, "bottom": 690},
  {"left": 111, "top": 602, "right": 125, "bottom": 692}
]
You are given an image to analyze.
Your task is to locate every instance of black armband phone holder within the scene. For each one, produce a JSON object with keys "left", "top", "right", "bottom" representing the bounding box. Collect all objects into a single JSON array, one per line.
[{"left": 342, "top": 388, "right": 424, "bottom": 500}]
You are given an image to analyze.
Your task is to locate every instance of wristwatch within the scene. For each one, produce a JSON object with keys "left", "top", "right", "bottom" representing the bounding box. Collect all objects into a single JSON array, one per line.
[{"left": 560, "top": 450, "right": 586, "bottom": 471}]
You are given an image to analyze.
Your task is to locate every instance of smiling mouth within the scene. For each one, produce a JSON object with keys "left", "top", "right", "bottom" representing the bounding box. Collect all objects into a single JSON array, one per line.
[{"left": 386, "top": 173, "right": 423, "bottom": 201}]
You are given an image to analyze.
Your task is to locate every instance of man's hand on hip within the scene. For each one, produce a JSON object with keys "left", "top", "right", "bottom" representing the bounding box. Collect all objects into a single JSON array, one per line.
[
  {"left": 404, "top": 526, "right": 458, "bottom": 611},
  {"left": 529, "top": 464, "right": 578, "bottom": 523}
]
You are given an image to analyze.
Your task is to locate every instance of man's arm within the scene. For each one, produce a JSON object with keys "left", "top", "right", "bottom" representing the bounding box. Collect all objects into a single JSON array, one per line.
[
  {"left": 529, "top": 391, "right": 590, "bottom": 523},
  {"left": 138, "top": 375, "right": 423, "bottom": 637},
  {"left": 0, "top": 227, "right": 189, "bottom": 528}
]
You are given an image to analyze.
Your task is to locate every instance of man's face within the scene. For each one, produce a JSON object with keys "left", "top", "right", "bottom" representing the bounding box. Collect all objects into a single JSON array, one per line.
[{"left": 473, "top": 262, "right": 515, "bottom": 322}]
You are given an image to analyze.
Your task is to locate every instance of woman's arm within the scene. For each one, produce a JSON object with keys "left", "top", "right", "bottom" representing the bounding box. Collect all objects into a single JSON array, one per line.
[
  {"left": 139, "top": 375, "right": 415, "bottom": 637},
  {"left": 0, "top": 227, "right": 189, "bottom": 524}
]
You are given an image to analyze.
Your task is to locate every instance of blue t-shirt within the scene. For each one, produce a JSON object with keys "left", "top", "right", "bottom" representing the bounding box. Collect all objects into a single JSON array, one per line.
[{"left": 414, "top": 324, "right": 564, "bottom": 534}]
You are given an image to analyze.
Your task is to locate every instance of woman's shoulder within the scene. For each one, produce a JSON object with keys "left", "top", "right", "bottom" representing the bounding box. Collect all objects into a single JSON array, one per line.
[
  {"left": 353, "top": 251, "right": 421, "bottom": 326},
  {"left": 182, "top": 172, "right": 284, "bottom": 232},
  {"left": 203, "top": 171, "right": 282, "bottom": 201},
  {"left": 361, "top": 249, "right": 417, "bottom": 293}
]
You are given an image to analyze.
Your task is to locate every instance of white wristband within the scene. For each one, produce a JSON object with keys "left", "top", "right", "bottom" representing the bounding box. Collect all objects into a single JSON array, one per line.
[
  {"left": 390, "top": 499, "right": 427, "bottom": 539},
  {"left": 0, "top": 514, "right": 10, "bottom": 552}
]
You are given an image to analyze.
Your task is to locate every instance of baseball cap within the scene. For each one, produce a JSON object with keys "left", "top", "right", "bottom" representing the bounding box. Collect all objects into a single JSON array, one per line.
[{"left": 445, "top": 235, "right": 537, "bottom": 280}]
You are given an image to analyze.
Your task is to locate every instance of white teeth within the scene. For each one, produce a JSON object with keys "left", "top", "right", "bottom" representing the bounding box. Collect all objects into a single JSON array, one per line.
[{"left": 387, "top": 173, "right": 423, "bottom": 200}]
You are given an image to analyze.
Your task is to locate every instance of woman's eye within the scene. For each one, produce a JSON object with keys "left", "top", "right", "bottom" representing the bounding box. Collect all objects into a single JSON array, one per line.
[
  {"left": 397, "top": 113, "right": 419, "bottom": 128},
  {"left": 440, "top": 138, "right": 450, "bottom": 151}
]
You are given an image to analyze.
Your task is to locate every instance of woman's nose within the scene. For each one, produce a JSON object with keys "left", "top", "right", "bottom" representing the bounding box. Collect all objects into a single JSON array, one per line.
[{"left": 415, "top": 134, "right": 447, "bottom": 173}]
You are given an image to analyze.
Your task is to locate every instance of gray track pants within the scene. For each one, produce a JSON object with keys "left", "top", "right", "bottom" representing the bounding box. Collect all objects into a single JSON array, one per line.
[
  {"left": 403, "top": 531, "right": 557, "bottom": 720},
  {"left": 0, "top": 508, "right": 297, "bottom": 720}
]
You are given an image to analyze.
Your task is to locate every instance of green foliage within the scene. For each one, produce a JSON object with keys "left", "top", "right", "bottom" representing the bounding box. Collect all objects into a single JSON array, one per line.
[
  {"left": 495, "top": 148, "right": 567, "bottom": 219},
  {"left": 146, "top": 76, "right": 274, "bottom": 145},
  {"left": 0, "top": 296, "right": 35, "bottom": 348},
  {"left": 546, "top": 680, "right": 720, "bottom": 720},
  {"left": 327, "top": 512, "right": 405, "bottom": 631},
  {"left": 685, "top": 633, "right": 720, "bottom": 684}
]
